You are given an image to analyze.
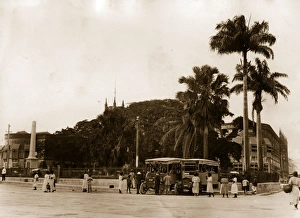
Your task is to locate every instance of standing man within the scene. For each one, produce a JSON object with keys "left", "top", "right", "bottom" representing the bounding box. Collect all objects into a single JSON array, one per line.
[
  {"left": 135, "top": 172, "right": 142, "bottom": 194},
  {"left": 2, "top": 166, "right": 6, "bottom": 181},
  {"left": 242, "top": 176, "right": 249, "bottom": 195},
  {"left": 154, "top": 171, "right": 161, "bottom": 195},
  {"left": 163, "top": 173, "right": 172, "bottom": 195}
]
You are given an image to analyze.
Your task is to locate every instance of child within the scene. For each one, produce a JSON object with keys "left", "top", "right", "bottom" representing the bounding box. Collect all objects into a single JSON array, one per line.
[
  {"left": 127, "top": 175, "right": 132, "bottom": 194},
  {"left": 46, "top": 183, "right": 51, "bottom": 192},
  {"left": 87, "top": 174, "right": 93, "bottom": 193}
]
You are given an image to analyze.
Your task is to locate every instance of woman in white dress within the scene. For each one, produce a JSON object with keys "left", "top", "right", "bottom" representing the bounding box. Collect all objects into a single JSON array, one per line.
[
  {"left": 42, "top": 171, "right": 50, "bottom": 192},
  {"left": 206, "top": 173, "right": 214, "bottom": 197},
  {"left": 118, "top": 172, "right": 124, "bottom": 194},
  {"left": 192, "top": 172, "right": 200, "bottom": 196},
  {"left": 50, "top": 170, "right": 56, "bottom": 192},
  {"left": 289, "top": 171, "right": 300, "bottom": 209},
  {"left": 82, "top": 171, "right": 89, "bottom": 192},
  {"left": 231, "top": 177, "right": 238, "bottom": 198},
  {"left": 33, "top": 172, "right": 39, "bottom": 190}
]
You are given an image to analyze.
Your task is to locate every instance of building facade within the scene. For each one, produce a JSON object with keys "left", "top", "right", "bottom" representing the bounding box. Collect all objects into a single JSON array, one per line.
[
  {"left": 222, "top": 122, "right": 289, "bottom": 180},
  {"left": 0, "top": 131, "right": 50, "bottom": 168}
]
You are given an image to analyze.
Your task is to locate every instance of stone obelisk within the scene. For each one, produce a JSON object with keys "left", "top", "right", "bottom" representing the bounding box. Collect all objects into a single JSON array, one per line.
[{"left": 26, "top": 121, "right": 38, "bottom": 169}]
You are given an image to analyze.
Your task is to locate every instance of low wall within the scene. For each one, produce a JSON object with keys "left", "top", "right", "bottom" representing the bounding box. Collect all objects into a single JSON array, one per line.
[
  {"left": 6, "top": 177, "right": 281, "bottom": 194},
  {"left": 257, "top": 182, "right": 281, "bottom": 194},
  {"left": 6, "top": 177, "right": 120, "bottom": 189}
]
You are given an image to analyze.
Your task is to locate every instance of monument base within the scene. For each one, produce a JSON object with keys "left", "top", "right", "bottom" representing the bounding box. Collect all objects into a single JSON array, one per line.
[{"left": 26, "top": 158, "right": 38, "bottom": 169}]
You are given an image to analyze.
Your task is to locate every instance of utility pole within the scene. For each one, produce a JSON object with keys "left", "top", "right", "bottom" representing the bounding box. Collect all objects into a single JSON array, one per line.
[
  {"left": 135, "top": 116, "right": 139, "bottom": 168},
  {"left": 7, "top": 124, "right": 10, "bottom": 168}
]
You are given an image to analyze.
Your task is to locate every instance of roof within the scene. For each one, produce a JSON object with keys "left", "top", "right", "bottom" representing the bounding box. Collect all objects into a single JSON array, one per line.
[
  {"left": 181, "top": 159, "right": 219, "bottom": 166},
  {"left": 145, "top": 157, "right": 182, "bottom": 164},
  {"left": 264, "top": 138, "right": 272, "bottom": 145},
  {"left": 145, "top": 158, "right": 219, "bottom": 166}
]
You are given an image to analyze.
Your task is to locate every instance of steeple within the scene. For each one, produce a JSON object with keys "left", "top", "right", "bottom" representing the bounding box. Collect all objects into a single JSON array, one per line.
[
  {"left": 104, "top": 76, "right": 126, "bottom": 110},
  {"left": 105, "top": 98, "right": 108, "bottom": 110},
  {"left": 113, "top": 77, "right": 116, "bottom": 108}
]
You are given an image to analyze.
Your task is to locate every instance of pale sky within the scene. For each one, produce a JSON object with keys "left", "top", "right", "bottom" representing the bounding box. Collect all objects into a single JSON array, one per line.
[{"left": 0, "top": 0, "right": 299, "bottom": 166}]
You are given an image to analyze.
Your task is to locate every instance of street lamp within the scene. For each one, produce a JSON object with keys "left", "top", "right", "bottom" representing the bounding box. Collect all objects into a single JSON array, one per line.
[
  {"left": 135, "top": 116, "right": 139, "bottom": 168},
  {"left": 7, "top": 124, "right": 10, "bottom": 168}
]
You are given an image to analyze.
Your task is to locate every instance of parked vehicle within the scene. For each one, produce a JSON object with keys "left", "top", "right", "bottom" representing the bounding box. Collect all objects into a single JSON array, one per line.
[
  {"left": 140, "top": 157, "right": 219, "bottom": 195},
  {"left": 178, "top": 159, "right": 219, "bottom": 194},
  {"left": 140, "top": 158, "right": 181, "bottom": 194}
]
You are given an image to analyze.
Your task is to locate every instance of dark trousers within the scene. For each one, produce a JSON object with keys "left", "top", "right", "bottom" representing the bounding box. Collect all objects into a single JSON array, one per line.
[
  {"left": 155, "top": 184, "right": 160, "bottom": 195},
  {"left": 2, "top": 174, "right": 5, "bottom": 181},
  {"left": 136, "top": 183, "right": 141, "bottom": 194}
]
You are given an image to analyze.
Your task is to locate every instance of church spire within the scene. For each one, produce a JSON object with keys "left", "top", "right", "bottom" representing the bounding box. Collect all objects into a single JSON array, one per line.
[
  {"left": 105, "top": 98, "right": 108, "bottom": 111},
  {"left": 113, "top": 77, "right": 116, "bottom": 108}
]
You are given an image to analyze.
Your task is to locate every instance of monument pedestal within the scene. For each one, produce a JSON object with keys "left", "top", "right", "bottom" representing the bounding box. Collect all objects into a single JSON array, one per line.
[{"left": 26, "top": 158, "right": 38, "bottom": 169}]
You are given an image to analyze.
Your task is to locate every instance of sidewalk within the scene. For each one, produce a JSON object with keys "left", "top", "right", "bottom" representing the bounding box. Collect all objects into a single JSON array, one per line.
[
  {"left": 2, "top": 177, "right": 118, "bottom": 193},
  {"left": 2, "top": 177, "right": 271, "bottom": 196}
]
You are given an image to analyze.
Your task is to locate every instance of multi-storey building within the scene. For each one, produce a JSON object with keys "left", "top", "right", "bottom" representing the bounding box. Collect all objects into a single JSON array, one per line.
[
  {"left": 0, "top": 131, "right": 50, "bottom": 168},
  {"left": 222, "top": 122, "right": 289, "bottom": 180}
]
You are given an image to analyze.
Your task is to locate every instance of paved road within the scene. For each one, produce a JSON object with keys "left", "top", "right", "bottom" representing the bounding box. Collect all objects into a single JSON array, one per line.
[{"left": 0, "top": 182, "right": 299, "bottom": 218}]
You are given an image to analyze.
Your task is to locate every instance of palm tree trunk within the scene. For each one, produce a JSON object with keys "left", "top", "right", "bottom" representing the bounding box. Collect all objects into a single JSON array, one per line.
[
  {"left": 193, "top": 127, "right": 197, "bottom": 158},
  {"left": 243, "top": 52, "right": 250, "bottom": 172},
  {"left": 256, "top": 111, "right": 263, "bottom": 171},
  {"left": 203, "top": 126, "right": 209, "bottom": 159}
]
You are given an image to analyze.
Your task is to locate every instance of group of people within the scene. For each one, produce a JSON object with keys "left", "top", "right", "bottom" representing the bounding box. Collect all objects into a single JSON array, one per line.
[
  {"left": 41, "top": 170, "right": 56, "bottom": 192},
  {"left": 191, "top": 172, "right": 215, "bottom": 197},
  {"left": 82, "top": 171, "right": 93, "bottom": 193},
  {"left": 30, "top": 170, "right": 56, "bottom": 192},
  {"left": 192, "top": 172, "right": 215, "bottom": 197},
  {"left": 191, "top": 173, "right": 258, "bottom": 198},
  {"left": 118, "top": 170, "right": 144, "bottom": 194}
]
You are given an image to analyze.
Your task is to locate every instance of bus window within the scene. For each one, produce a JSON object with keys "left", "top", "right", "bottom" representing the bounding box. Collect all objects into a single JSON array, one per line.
[
  {"left": 199, "top": 164, "right": 207, "bottom": 172},
  {"left": 183, "top": 163, "right": 196, "bottom": 175}
]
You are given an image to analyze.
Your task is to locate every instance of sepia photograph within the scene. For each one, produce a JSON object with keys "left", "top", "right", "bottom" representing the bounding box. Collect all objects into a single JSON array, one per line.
[{"left": 0, "top": 0, "right": 300, "bottom": 217}]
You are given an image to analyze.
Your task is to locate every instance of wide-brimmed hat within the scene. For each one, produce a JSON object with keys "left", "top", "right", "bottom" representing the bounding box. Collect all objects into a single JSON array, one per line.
[{"left": 137, "top": 172, "right": 141, "bottom": 174}]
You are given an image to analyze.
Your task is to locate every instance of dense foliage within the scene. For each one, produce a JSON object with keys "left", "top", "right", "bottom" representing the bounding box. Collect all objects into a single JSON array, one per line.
[{"left": 42, "top": 99, "right": 242, "bottom": 171}]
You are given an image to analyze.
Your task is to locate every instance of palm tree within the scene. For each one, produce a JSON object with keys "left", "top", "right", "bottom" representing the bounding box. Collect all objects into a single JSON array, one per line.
[
  {"left": 231, "top": 58, "right": 290, "bottom": 171},
  {"left": 159, "top": 110, "right": 196, "bottom": 158},
  {"left": 177, "top": 65, "right": 231, "bottom": 159},
  {"left": 210, "top": 15, "right": 276, "bottom": 171}
]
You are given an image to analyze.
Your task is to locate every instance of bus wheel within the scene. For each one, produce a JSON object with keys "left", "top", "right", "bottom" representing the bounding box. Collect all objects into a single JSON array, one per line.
[{"left": 140, "top": 183, "right": 147, "bottom": 194}]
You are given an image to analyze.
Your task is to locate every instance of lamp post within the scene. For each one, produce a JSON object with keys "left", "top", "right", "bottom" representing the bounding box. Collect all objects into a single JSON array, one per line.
[
  {"left": 7, "top": 124, "right": 10, "bottom": 168},
  {"left": 135, "top": 116, "right": 139, "bottom": 168}
]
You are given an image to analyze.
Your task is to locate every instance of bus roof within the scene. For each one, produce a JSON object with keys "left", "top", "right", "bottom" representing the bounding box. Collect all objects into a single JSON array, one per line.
[
  {"left": 145, "top": 158, "right": 218, "bottom": 166},
  {"left": 181, "top": 158, "right": 219, "bottom": 166},
  {"left": 145, "top": 157, "right": 182, "bottom": 164}
]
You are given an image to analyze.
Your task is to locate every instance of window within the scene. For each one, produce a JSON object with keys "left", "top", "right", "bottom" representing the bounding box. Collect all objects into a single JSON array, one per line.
[{"left": 251, "top": 145, "right": 257, "bottom": 152}]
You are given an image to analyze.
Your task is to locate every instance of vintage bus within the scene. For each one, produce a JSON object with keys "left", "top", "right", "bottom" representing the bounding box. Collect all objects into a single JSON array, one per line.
[
  {"left": 178, "top": 158, "right": 219, "bottom": 194},
  {"left": 140, "top": 157, "right": 181, "bottom": 194},
  {"left": 140, "top": 157, "right": 219, "bottom": 195}
]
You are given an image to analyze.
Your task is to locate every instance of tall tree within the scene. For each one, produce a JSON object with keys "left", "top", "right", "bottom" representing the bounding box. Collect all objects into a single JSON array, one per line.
[
  {"left": 231, "top": 58, "right": 290, "bottom": 171},
  {"left": 210, "top": 15, "right": 276, "bottom": 171},
  {"left": 177, "top": 65, "right": 231, "bottom": 159}
]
